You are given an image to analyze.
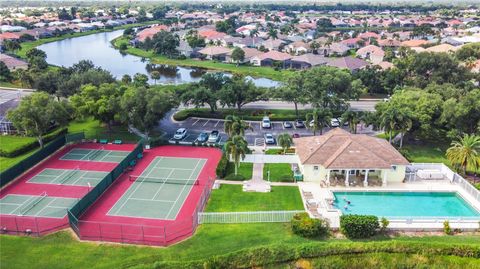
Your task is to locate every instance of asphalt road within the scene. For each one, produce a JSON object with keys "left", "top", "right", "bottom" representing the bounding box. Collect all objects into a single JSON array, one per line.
[{"left": 240, "top": 100, "right": 379, "bottom": 112}]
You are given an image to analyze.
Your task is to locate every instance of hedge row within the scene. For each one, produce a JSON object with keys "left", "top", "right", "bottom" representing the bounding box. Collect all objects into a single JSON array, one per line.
[
  {"left": 215, "top": 154, "right": 228, "bottom": 178},
  {"left": 152, "top": 241, "right": 480, "bottom": 269},
  {"left": 173, "top": 108, "right": 312, "bottom": 122},
  {"left": 0, "top": 128, "right": 68, "bottom": 157}
]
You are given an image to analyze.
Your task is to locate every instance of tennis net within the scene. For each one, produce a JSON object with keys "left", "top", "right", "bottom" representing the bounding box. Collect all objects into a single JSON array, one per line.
[
  {"left": 59, "top": 167, "right": 80, "bottom": 184},
  {"left": 129, "top": 175, "right": 199, "bottom": 185},
  {"left": 88, "top": 147, "right": 104, "bottom": 160},
  {"left": 19, "top": 192, "right": 47, "bottom": 215}
]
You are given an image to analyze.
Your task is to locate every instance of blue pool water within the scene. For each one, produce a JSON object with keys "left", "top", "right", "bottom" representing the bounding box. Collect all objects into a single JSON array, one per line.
[{"left": 333, "top": 192, "right": 480, "bottom": 217}]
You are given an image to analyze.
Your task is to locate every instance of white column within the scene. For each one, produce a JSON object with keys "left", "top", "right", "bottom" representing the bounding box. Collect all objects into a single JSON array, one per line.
[
  {"left": 326, "top": 170, "right": 331, "bottom": 186},
  {"left": 345, "top": 170, "right": 349, "bottom": 187},
  {"left": 382, "top": 171, "right": 387, "bottom": 187},
  {"left": 363, "top": 169, "right": 369, "bottom": 187}
]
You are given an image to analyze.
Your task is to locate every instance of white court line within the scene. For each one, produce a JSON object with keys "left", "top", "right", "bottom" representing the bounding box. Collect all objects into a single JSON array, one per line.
[
  {"left": 110, "top": 157, "right": 163, "bottom": 216},
  {"left": 129, "top": 198, "right": 176, "bottom": 203},
  {"left": 98, "top": 150, "right": 113, "bottom": 162},
  {"left": 11, "top": 195, "right": 36, "bottom": 215},
  {"left": 70, "top": 170, "right": 89, "bottom": 186},
  {"left": 165, "top": 159, "right": 201, "bottom": 219}
]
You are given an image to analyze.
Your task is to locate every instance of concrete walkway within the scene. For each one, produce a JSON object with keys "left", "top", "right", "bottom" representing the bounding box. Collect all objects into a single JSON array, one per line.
[{"left": 240, "top": 154, "right": 299, "bottom": 164}]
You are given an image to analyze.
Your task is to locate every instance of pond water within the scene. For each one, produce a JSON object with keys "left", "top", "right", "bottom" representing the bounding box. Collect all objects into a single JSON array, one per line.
[{"left": 38, "top": 30, "right": 280, "bottom": 87}]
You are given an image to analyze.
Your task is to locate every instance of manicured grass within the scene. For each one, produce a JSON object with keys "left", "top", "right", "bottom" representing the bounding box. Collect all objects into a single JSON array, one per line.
[
  {"left": 0, "top": 135, "right": 36, "bottom": 153},
  {"left": 174, "top": 108, "right": 312, "bottom": 121},
  {"left": 204, "top": 184, "right": 304, "bottom": 212},
  {"left": 0, "top": 148, "right": 38, "bottom": 172},
  {"left": 0, "top": 81, "right": 25, "bottom": 88},
  {"left": 224, "top": 162, "right": 253, "bottom": 180},
  {"left": 263, "top": 163, "right": 294, "bottom": 182},
  {"left": 68, "top": 118, "right": 140, "bottom": 142},
  {"left": 1, "top": 227, "right": 479, "bottom": 269},
  {"left": 112, "top": 36, "right": 294, "bottom": 81},
  {"left": 265, "top": 148, "right": 296, "bottom": 155}
]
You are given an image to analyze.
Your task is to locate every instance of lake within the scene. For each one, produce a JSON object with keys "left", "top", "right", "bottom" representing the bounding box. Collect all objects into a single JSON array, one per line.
[{"left": 38, "top": 30, "right": 280, "bottom": 87}]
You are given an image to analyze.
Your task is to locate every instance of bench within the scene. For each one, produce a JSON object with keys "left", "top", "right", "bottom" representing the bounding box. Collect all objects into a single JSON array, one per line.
[
  {"left": 99, "top": 139, "right": 108, "bottom": 144},
  {"left": 113, "top": 140, "right": 122, "bottom": 144}
]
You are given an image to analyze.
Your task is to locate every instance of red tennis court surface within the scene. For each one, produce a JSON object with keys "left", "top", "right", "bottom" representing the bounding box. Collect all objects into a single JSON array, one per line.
[
  {"left": 0, "top": 142, "right": 135, "bottom": 236},
  {"left": 74, "top": 145, "right": 222, "bottom": 246}
]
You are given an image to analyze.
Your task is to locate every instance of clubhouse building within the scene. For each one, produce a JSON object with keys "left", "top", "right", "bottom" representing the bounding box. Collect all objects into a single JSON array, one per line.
[{"left": 293, "top": 128, "right": 410, "bottom": 187}]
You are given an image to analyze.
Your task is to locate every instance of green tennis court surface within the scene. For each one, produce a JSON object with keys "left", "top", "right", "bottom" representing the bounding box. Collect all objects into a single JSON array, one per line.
[
  {"left": 60, "top": 148, "right": 129, "bottom": 163},
  {"left": 107, "top": 157, "right": 206, "bottom": 220},
  {"left": 27, "top": 168, "right": 108, "bottom": 187},
  {"left": 0, "top": 194, "right": 78, "bottom": 218}
]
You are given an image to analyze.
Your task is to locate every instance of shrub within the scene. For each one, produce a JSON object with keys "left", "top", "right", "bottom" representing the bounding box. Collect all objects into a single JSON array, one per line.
[
  {"left": 0, "top": 128, "right": 67, "bottom": 157},
  {"left": 340, "top": 214, "right": 379, "bottom": 239},
  {"left": 380, "top": 217, "right": 389, "bottom": 233},
  {"left": 215, "top": 154, "right": 228, "bottom": 178},
  {"left": 443, "top": 220, "right": 452, "bottom": 235},
  {"left": 291, "top": 213, "right": 329, "bottom": 238},
  {"left": 148, "top": 136, "right": 168, "bottom": 147}
]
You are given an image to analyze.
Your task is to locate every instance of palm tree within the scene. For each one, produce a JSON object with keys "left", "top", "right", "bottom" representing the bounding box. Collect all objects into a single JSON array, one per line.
[
  {"left": 396, "top": 111, "right": 413, "bottom": 148},
  {"left": 225, "top": 135, "right": 249, "bottom": 175},
  {"left": 379, "top": 108, "right": 397, "bottom": 144},
  {"left": 465, "top": 57, "right": 477, "bottom": 70},
  {"left": 446, "top": 134, "right": 480, "bottom": 175},
  {"left": 306, "top": 109, "right": 332, "bottom": 135},
  {"left": 150, "top": 71, "right": 160, "bottom": 85},
  {"left": 277, "top": 133, "right": 293, "bottom": 154},
  {"left": 267, "top": 27, "right": 278, "bottom": 40},
  {"left": 224, "top": 115, "right": 252, "bottom": 137},
  {"left": 379, "top": 108, "right": 413, "bottom": 148},
  {"left": 341, "top": 111, "right": 362, "bottom": 134}
]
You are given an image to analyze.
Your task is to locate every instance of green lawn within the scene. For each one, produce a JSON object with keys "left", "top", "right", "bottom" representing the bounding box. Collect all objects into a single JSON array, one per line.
[
  {"left": 265, "top": 148, "right": 296, "bottom": 155},
  {"left": 0, "top": 135, "right": 36, "bottom": 153},
  {"left": 224, "top": 162, "right": 253, "bottom": 180},
  {"left": 174, "top": 108, "right": 311, "bottom": 121},
  {"left": 1, "top": 226, "right": 479, "bottom": 269},
  {"left": 264, "top": 163, "right": 294, "bottom": 182},
  {"left": 112, "top": 36, "right": 294, "bottom": 82},
  {"left": 68, "top": 118, "right": 140, "bottom": 142},
  {"left": 204, "top": 184, "right": 304, "bottom": 212},
  {"left": 0, "top": 148, "right": 38, "bottom": 172}
]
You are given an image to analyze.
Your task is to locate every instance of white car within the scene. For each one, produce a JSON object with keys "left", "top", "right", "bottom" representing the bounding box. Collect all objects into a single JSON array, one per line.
[
  {"left": 330, "top": 118, "right": 340, "bottom": 127},
  {"left": 261, "top": 116, "right": 271, "bottom": 129},
  {"left": 173, "top": 128, "right": 187, "bottom": 140},
  {"left": 264, "top": 133, "right": 276, "bottom": 144},
  {"left": 208, "top": 130, "right": 220, "bottom": 143}
]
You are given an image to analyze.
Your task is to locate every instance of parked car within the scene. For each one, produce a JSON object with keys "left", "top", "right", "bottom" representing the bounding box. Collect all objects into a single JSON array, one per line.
[
  {"left": 294, "top": 119, "right": 305, "bottom": 128},
  {"left": 283, "top": 121, "right": 293, "bottom": 128},
  {"left": 208, "top": 130, "right": 220, "bottom": 143},
  {"left": 261, "top": 116, "right": 271, "bottom": 128},
  {"left": 330, "top": 118, "right": 340, "bottom": 127},
  {"left": 292, "top": 133, "right": 300, "bottom": 138},
  {"left": 196, "top": 132, "right": 208, "bottom": 143},
  {"left": 174, "top": 128, "right": 187, "bottom": 140},
  {"left": 264, "top": 133, "right": 276, "bottom": 144}
]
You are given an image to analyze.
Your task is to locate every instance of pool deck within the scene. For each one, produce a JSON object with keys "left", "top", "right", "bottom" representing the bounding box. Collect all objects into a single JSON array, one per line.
[{"left": 298, "top": 180, "right": 480, "bottom": 231}]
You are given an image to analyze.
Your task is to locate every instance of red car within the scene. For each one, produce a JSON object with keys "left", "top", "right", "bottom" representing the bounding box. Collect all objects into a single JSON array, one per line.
[{"left": 292, "top": 133, "right": 300, "bottom": 138}]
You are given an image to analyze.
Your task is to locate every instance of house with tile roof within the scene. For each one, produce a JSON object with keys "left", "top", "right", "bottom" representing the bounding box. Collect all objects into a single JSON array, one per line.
[
  {"left": 356, "top": 45, "right": 385, "bottom": 64},
  {"left": 294, "top": 128, "right": 409, "bottom": 186},
  {"left": 198, "top": 46, "right": 231, "bottom": 61},
  {"left": 0, "top": 54, "right": 28, "bottom": 71},
  {"left": 326, "top": 57, "right": 369, "bottom": 72},
  {"left": 290, "top": 53, "right": 329, "bottom": 69},
  {"left": 250, "top": 50, "right": 292, "bottom": 68}
]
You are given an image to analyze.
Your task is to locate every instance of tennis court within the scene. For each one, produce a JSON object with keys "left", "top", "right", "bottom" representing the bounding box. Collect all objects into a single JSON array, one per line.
[
  {"left": 60, "top": 148, "right": 130, "bottom": 163},
  {"left": 107, "top": 157, "right": 206, "bottom": 220},
  {"left": 27, "top": 168, "right": 108, "bottom": 187},
  {"left": 0, "top": 194, "right": 78, "bottom": 218}
]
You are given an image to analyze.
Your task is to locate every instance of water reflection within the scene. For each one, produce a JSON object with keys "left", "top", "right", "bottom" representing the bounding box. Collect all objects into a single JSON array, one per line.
[{"left": 38, "top": 30, "right": 280, "bottom": 87}]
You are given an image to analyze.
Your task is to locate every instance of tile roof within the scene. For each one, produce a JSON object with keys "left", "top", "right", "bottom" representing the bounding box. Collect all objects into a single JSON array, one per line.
[
  {"left": 198, "top": 46, "right": 231, "bottom": 56},
  {"left": 294, "top": 128, "right": 409, "bottom": 169},
  {"left": 255, "top": 50, "right": 292, "bottom": 61},
  {"left": 326, "top": 57, "right": 369, "bottom": 71},
  {"left": 291, "top": 53, "right": 329, "bottom": 66}
]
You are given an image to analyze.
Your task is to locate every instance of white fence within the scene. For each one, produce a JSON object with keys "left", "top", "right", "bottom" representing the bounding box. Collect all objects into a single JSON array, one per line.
[
  {"left": 198, "top": 210, "right": 304, "bottom": 224},
  {"left": 410, "top": 163, "right": 480, "bottom": 204}
]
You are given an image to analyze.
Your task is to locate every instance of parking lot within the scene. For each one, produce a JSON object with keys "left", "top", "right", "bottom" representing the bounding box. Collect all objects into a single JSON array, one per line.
[{"left": 165, "top": 117, "right": 316, "bottom": 146}]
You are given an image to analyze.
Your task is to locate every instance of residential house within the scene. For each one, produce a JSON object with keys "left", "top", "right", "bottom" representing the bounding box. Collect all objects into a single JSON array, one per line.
[
  {"left": 356, "top": 45, "right": 385, "bottom": 64},
  {"left": 135, "top": 25, "right": 169, "bottom": 42},
  {"left": 341, "top": 37, "right": 363, "bottom": 49},
  {"left": 318, "top": 43, "right": 350, "bottom": 56},
  {"left": 286, "top": 41, "right": 310, "bottom": 55},
  {"left": 232, "top": 37, "right": 264, "bottom": 48},
  {"left": 0, "top": 54, "right": 28, "bottom": 71},
  {"left": 400, "top": 39, "right": 430, "bottom": 47},
  {"left": 290, "top": 53, "right": 329, "bottom": 69},
  {"left": 198, "top": 46, "right": 231, "bottom": 61},
  {"left": 226, "top": 47, "right": 262, "bottom": 64},
  {"left": 377, "top": 61, "right": 394, "bottom": 70},
  {"left": 326, "top": 57, "right": 369, "bottom": 72},
  {"left": 259, "top": 38, "right": 285, "bottom": 51},
  {"left": 250, "top": 50, "right": 292, "bottom": 68},
  {"left": 425, "top": 43, "right": 458, "bottom": 53},
  {"left": 294, "top": 128, "right": 409, "bottom": 186},
  {"left": 378, "top": 38, "right": 401, "bottom": 48},
  {"left": 198, "top": 30, "right": 226, "bottom": 44}
]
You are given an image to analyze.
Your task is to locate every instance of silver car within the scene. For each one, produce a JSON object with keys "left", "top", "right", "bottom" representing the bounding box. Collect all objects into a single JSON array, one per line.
[{"left": 264, "top": 133, "right": 276, "bottom": 145}]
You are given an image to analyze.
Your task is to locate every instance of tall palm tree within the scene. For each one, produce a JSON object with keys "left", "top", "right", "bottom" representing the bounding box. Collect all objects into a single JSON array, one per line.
[
  {"left": 267, "top": 27, "right": 278, "bottom": 40},
  {"left": 465, "top": 57, "right": 477, "bottom": 70},
  {"left": 396, "top": 111, "right": 413, "bottom": 149},
  {"left": 341, "top": 111, "right": 362, "bottom": 134},
  {"left": 306, "top": 109, "right": 332, "bottom": 135},
  {"left": 446, "top": 134, "right": 480, "bottom": 175},
  {"left": 277, "top": 133, "right": 293, "bottom": 154},
  {"left": 380, "top": 108, "right": 413, "bottom": 148},
  {"left": 379, "top": 108, "right": 397, "bottom": 144},
  {"left": 225, "top": 135, "right": 249, "bottom": 175},
  {"left": 224, "top": 115, "right": 252, "bottom": 137}
]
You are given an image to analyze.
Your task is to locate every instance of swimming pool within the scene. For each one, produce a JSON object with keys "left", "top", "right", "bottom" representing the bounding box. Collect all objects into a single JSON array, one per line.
[{"left": 333, "top": 191, "right": 480, "bottom": 218}]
